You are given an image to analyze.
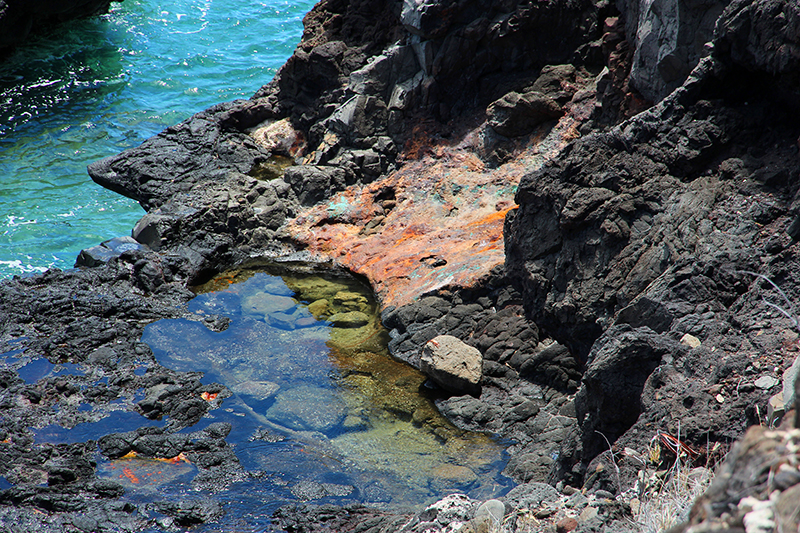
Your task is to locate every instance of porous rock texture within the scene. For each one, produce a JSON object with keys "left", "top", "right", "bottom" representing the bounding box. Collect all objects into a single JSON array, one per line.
[{"left": 2, "top": 0, "right": 800, "bottom": 531}]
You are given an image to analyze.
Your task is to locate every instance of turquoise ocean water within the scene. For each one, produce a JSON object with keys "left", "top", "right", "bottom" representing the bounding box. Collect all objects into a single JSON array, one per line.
[{"left": 0, "top": 0, "right": 314, "bottom": 279}]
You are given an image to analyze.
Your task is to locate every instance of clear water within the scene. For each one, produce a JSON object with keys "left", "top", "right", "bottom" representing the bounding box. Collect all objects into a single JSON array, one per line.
[
  {"left": 0, "top": 0, "right": 314, "bottom": 278},
  {"left": 135, "top": 268, "right": 510, "bottom": 530}
]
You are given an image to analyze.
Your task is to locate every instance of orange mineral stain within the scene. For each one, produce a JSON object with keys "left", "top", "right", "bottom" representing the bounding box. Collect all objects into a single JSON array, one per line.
[
  {"left": 160, "top": 452, "right": 191, "bottom": 465},
  {"left": 121, "top": 467, "right": 140, "bottom": 484},
  {"left": 200, "top": 392, "right": 218, "bottom": 402},
  {"left": 285, "top": 112, "right": 583, "bottom": 308}
]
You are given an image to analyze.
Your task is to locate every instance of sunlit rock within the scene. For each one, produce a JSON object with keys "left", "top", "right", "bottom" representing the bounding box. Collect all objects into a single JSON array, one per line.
[{"left": 420, "top": 335, "right": 483, "bottom": 395}]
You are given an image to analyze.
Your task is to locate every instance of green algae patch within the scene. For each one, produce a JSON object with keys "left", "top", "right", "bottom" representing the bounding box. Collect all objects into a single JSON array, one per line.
[
  {"left": 150, "top": 265, "right": 511, "bottom": 505},
  {"left": 249, "top": 154, "right": 295, "bottom": 181}
]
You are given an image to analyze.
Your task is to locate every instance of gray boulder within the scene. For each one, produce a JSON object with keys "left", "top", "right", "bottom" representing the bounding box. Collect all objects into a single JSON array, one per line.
[{"left": 420, "top": 335, "right": 482, "bottom": 395}]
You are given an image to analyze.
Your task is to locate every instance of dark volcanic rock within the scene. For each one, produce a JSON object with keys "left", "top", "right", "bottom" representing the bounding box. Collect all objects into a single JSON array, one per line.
[
  {"left": 487, "top": 90, "right": 565, "bottom": 138},
  {"left": 87, "top": 99, "right": 278, "bottom": 211},
  {"left": 617, "top": 0, "right": 732, "bottom": 102},
  {"left": 0, "top": 0, "right": 117, "bottom": 53},
  {"left": 575, "top": 325, "right": 685, "bottom": 460},
  {"left": 506, "top": 0, "right": 800, "bottom": 491},
  {"left": 4, "top": 0, "right": 800, "bottom": 530}
]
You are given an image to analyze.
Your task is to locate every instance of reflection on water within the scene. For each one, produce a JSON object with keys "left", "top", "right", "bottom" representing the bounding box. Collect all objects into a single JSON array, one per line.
[{"left": 139, "top": 266, "right": 510, "bottom": 527}]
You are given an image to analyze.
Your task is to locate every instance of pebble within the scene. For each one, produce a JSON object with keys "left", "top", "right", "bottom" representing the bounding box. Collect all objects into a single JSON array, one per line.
[
  {"left": 680, "top": 333, "right": 701, "bottom": 348},
  {"left": 475, "top": 499, "right": 505, "bottom": 523},
  {"left": 630, "top": 497, "right": 640, "bottom": 515},
  {"left": 754, "top": 375, "right": 779, "bottom": 390},
  {"left": 556, "top": 517, "right": 578, "bottom": 533},
  {"left": 579, "top": 506, "right": 598, "bottom": 521}
]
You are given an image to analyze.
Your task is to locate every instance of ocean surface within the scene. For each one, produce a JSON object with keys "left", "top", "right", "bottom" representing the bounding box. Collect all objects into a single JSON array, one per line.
[{"left": 0, "top": 0, "right": 315, "bottom": 279}]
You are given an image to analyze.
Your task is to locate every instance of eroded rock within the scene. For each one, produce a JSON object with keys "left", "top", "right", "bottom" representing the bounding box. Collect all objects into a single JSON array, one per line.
[{"left": 487, "top": 90, "right": 564, "bottom": 138}]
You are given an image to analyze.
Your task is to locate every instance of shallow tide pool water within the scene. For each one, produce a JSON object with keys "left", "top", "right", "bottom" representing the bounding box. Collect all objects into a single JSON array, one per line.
[{"left": 131, "top": 267, "right": 511, "bottom": 530}]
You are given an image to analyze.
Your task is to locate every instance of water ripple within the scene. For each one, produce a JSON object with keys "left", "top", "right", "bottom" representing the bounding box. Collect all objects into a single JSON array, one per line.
[{"left": 0, "top": 0, "right": 314, "bottom": 279}]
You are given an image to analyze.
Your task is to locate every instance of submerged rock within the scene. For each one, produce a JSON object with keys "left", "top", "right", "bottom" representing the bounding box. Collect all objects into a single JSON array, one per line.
[
  {"left": 328, "top": 311, "right": 370, "bottom": 328},
  {"left": 0, "top": 0, "right": 118, "bottom": 53},
  {"left": 266, "top": 385, "right": 347, "bottom": 433}
]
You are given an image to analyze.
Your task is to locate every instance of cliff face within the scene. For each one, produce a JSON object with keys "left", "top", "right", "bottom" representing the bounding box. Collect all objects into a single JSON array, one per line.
[
  {"left": 616, "top": 0, "right": 732, "bottom": 101},
  {"left": 506, "top": 0, "right": 800, "bottom": 528},
  {"left": 1, "top": 0, "right": 800, "bottom": 531}
]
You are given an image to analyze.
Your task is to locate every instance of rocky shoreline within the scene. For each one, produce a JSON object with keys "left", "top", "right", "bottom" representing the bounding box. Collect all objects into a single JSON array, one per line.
[{"left": 1, "top": 0, "right": 800, "bottom": 531}]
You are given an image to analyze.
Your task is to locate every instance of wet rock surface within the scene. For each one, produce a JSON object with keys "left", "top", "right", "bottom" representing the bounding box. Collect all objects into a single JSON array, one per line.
[{"left": 3, "top": 0, "right": 800, "bottom": 531}]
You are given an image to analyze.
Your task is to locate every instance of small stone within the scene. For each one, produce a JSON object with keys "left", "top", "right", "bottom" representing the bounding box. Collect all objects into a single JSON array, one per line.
[
  {"left": 579, "top": 506, "right": 598, "bottom": 521},
  {"left": 716, "top": 393, "right": 725, "bottom": 403},
  {"left": 475, "top": 499, "right": 505, "bottom": 523},
  {"left": 594, "top": 489, "right": 614, "bottom": 500},
  {"left": 768, "top": 393, "right": 785, "bottom": 426},
  {"left": 561, "top": 484, "right": 577, "bottom": 496},
  {"left": 307, "top": 299, "right": 330, "bottom": 318},
  {"left": 250, "top": 117, "right": 305, "bottom": 157},
  {"left": 630, "top": 498, "right": 640, "bottom": 515},
  {"left": 680, "top": 333, "right": 701, "bottom": 348},
  {"left": 754, "top": 375, "right": 779, "bottom": 390},
  {"left": 556, "top": 517, "right": 578, "bottom": 533}
]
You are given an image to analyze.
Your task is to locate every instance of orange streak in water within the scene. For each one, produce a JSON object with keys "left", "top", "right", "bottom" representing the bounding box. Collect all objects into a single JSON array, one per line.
[{"left": 121, "top": 467, "right": 139, "bottom": 484}]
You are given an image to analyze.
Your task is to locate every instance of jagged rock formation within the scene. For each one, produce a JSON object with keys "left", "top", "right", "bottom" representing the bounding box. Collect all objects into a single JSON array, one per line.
[
  {"left": 616, "top": 0, "right": 731, "bottom": 102},
  {"left": 506, "top": 0, "right": 800, "bottom": 490},
  {"left": 2, "top": 0, "right": 800, "bottom": 531}
]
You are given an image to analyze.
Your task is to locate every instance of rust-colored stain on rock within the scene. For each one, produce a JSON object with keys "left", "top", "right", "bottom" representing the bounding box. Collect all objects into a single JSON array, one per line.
[{"left": 286, "top": 115, "right": 581, "bottom": 308}]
